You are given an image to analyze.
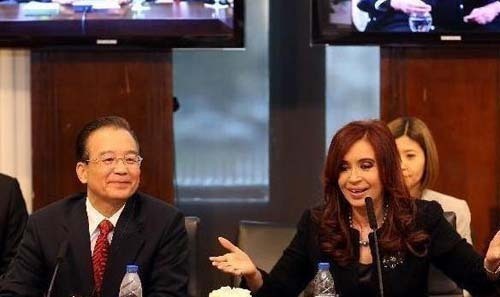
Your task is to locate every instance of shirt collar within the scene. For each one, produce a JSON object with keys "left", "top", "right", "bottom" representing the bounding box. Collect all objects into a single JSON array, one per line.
[{"left": 86, "top": 197, "right": 126, "bottom": 235}]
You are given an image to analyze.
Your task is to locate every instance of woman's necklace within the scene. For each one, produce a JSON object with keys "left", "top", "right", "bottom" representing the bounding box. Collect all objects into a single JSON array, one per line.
[
  {"left": 358, "top": 239, "right": 370, "bottom": 247},
  {"left": 349, "top": 203, "right": 388, "bottom": 247}
]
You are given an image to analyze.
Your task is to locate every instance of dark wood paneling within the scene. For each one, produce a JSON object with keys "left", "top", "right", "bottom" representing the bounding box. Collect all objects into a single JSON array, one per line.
[
  {"left": 31, "top": 50, "right": 173, "bottom": 210},
  {"left": 381, "top": 47, "right": 500, "bottom": 253}
]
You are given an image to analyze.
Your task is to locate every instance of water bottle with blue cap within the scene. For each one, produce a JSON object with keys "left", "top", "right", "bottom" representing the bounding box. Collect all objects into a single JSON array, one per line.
[
  {"left": 313, "top": 262, "right": 337, "bottom": 297},
  {"left": 119, "top": 265, "right": 143, "bottom": 297}
]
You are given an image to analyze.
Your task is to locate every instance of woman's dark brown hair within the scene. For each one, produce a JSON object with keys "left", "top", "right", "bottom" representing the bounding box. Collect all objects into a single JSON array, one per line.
[
  {"left": 387, "top": 116, "right": 439, "bottom": 192},
  {"left": 316, "top": 120, "right": 429, "bottom": 266}
]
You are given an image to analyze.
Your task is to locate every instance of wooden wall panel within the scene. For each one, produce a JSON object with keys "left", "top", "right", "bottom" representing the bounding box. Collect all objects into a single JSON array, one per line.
[
  {"left": 31, "top": 50, "right": 173, "bottom": 210},
  {"left": 381, "top": 47, "right": 500, "bottom": 253}
]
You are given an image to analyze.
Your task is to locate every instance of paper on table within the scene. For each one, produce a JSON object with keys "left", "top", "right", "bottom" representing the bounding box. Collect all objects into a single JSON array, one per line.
[
  {"left": 72, "top": 0, "right": 120, "bottom": 10},
  {"left": 21, "top": 1, "right": 60, "bottom": 15}
]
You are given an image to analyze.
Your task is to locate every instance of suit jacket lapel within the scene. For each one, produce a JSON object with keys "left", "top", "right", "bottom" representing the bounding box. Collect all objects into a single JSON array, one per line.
[
  {"left": 64, "top": 196, "right": 94, "bottom": 296},
  {"left": 102, "top": 194, "right": 145, "bottom": 297}
]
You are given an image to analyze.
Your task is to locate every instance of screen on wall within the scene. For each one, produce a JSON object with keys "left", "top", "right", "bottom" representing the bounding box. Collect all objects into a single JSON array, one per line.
[
  {"left": 0, "top": 0, "right": 243, "bottom": 48},
  {"left": 312, "top": 0, "right": 500, "bottom": 45}
]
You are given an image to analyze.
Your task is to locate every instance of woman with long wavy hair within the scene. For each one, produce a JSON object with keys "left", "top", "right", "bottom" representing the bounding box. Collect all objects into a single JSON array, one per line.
[{"left": 210, "top": 120, "right": 500, "bottom": 297}]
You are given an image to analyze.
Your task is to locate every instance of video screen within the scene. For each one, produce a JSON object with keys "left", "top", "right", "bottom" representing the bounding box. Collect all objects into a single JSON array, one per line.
[
  {"left": 0, "top": 0, "right": 243, "bottom": 48},
  {"left": 314, "top": 0, "right": 500, "bottom": 44}
]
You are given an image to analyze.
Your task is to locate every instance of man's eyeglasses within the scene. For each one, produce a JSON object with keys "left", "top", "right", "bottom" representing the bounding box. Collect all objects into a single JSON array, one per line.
[{"left": 85, "top": 154, "right": 143, "bottom": 168}]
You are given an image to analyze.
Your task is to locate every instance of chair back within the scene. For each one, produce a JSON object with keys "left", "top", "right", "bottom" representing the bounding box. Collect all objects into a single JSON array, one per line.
[
  {"left": 185, "top": 216, "right": 200, "bottom": 297},
  {"left": 237, "top": 220, "right": 314, "bottom": 296},
  {"left": 428, "top": 211, "right": 463, "bottom": 297},
  {"left": 236, "top": 221, "right": 296, "bottom": 283}
]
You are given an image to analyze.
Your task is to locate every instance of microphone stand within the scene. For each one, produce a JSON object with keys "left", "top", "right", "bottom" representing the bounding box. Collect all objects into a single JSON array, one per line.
[
  {"left": 371, "top": 225, "right": 384, "bottom": 297},
  {"left": 46, "top": 241, "right": 68, "bottom": 297},
  {"left": 365, "top": 197, "right": 384, "bottom": 297}
]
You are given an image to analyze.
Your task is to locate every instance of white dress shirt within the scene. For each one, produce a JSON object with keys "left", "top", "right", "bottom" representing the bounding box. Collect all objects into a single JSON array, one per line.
[
  {"left": 86, "top": 198, "right": 125, "bottom": 255},
  {"left": 422, "top": 189, "right": 473, "bottom": 245}
]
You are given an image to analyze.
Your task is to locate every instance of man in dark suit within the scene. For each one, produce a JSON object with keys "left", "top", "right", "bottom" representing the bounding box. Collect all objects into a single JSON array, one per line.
[
  {"left": 0, "top": 116, "right": 188, "bottom": 297},
  {"left": 0, "top": 173, "right": 28, "bottom": 278}
]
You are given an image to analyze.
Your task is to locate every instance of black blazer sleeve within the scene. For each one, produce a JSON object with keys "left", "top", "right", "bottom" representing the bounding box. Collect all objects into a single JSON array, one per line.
[
  {"left": 0, "top": 176, "right": 28, "bottom": 277},
  {"left": 421, "top": 201, "right": 500, "bottom": 296},
  {"left": 147, "top": 210, "right": 189, "bottom": 297}
]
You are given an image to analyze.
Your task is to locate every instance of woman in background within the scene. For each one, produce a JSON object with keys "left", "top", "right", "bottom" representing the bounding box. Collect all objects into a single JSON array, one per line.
[
  {"left": 388, "top": 116, "right": 472, "bottom": 244},
  {"left": 211, "top": 120, "right": 500, "bottom": 297}
]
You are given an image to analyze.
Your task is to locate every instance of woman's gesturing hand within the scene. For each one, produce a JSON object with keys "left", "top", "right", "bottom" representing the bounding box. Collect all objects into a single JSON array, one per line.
[
  {"left": 210, "top": 237, "right": 258, "bottom": 276},
  {"left": 484, "top": 230, "right": 500, "bottom": 277},
  {"left": 210, "top": 237, "right": 264, "bottom": 291}
]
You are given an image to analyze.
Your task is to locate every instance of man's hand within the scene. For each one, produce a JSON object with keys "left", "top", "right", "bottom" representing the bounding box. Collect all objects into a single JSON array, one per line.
[
  {"left": 464, "top": 1, "right": 500, "bottom": 24},
  {"left": 390, "top": 0, "right": 431, "bottom": 14}
]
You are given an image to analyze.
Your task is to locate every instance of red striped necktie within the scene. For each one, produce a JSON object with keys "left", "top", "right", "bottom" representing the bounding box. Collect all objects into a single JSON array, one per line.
[{"left": 92, "top": 219, "right": 114, "bottom": 295}]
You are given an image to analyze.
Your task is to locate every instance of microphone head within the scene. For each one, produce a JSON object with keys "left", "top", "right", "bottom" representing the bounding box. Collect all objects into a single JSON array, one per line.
[{"left": 365, "top": 197, "right": 378, "bottom": 230}]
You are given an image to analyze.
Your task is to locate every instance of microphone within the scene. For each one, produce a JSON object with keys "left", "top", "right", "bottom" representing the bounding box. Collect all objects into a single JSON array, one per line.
[
  {"left": 365, "top": 197, "right": 384, "bottom": 297},
  {"left": 365, "top": 197, "right": 378, "bottom": 230},
  {"left": 46, "top": 240, "right": 68, "bottom": 297}
]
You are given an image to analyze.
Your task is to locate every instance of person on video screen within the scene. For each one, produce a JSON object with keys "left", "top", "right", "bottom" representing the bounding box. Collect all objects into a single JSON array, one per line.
[
  {"left": 357, "top": 0, "right": 500, "bottom": 31},
  {"left": 15, "top": 0, "right": 131, "bottom": 6},
  {"left": 462, "top": 0, "right": 500, "bottom": 30}
]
